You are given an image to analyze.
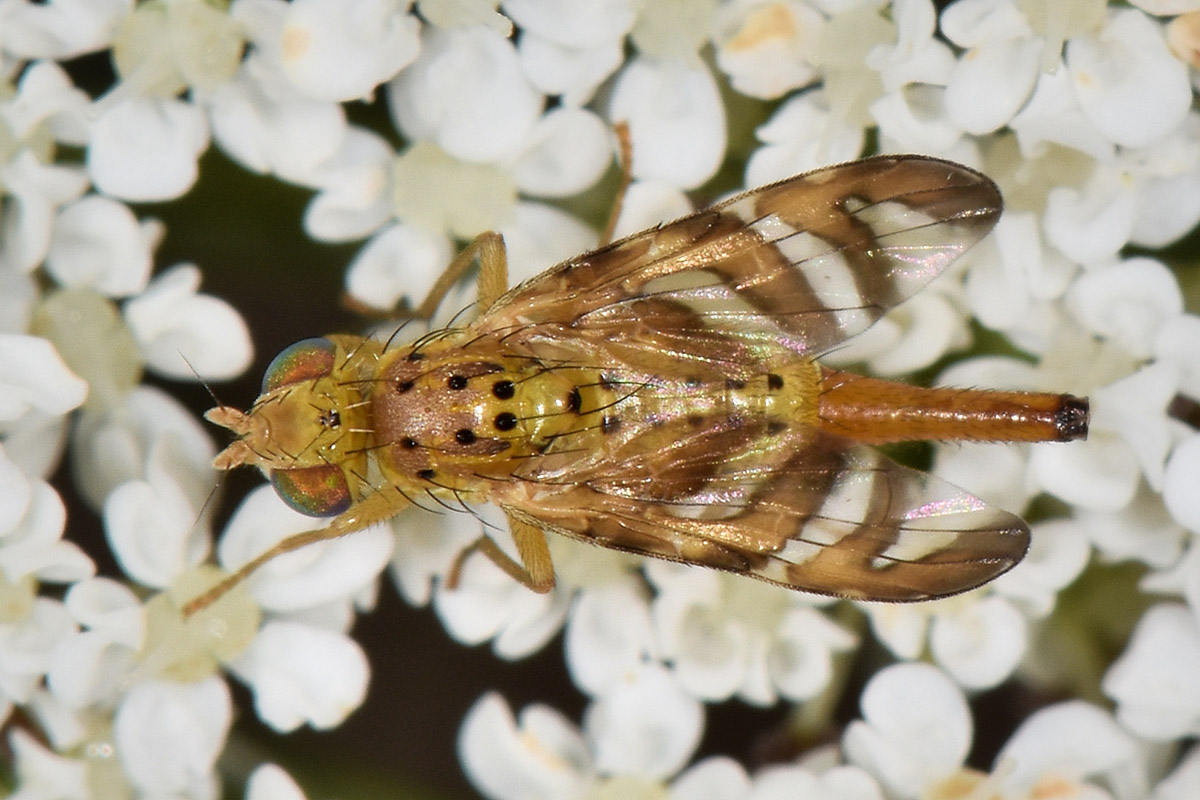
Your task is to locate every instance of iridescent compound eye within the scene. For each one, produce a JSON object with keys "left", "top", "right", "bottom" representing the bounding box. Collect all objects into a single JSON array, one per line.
[
  {"left": 271, "top": 465, "right": 352, "bottom": 517},
  {"left": 263, "top": 338, "right": 336, "bottom": 392}
]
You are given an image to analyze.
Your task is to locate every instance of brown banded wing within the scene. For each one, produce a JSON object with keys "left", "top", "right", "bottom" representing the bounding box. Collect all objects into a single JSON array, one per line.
[
  {"left": 499, "top": 413, "right": 1027, "bottom": 601},
  {"left": 483, "top": 156, "right": 1022, "bottom": 600},
  {"left": 485, "top": 156, "right": 1002, "bottom": 363}
]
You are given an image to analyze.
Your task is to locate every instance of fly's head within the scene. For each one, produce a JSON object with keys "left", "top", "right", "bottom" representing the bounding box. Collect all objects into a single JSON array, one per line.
[{"left": 206, "top": 337, "right": 372, "bottom": 517}]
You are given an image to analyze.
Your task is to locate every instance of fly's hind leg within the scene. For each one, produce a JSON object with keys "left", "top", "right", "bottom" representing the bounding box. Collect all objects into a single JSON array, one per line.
[
  {"left": 182, "top": 488, "right": 413, "bottom": 617},
  {"left": 446, "top": 513, "right": 555, "bottom": 593}
]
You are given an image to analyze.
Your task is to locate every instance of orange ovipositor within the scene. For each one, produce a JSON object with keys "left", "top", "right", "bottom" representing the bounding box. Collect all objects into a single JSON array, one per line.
[{"left": 817, "top": 367, "right": 1089, "bottom": 445}]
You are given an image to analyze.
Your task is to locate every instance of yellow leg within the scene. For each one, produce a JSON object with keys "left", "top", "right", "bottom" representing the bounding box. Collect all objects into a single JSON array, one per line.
[
  {"left": 446, "top": 514, "right": 555, "bottom": 593},
  {"left": 600, "top": 121, "right": 634, "bottom": 247},
  {"left": 183, "top": 488, "right": 413, "bottom": 617},
  {"left": 413, "top": 231, "right": 509, "bottom": 319},
  {"left": 413, "top": 122, "right": 630, "bottom": 319},
  {"left": 416, "top": 122, "right": 630, "bottom": 320}
]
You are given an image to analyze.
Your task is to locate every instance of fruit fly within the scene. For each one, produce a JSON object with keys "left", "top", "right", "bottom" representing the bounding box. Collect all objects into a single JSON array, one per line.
[{"left": 187, "top": 156, "right": 1088, "bottom": 616}]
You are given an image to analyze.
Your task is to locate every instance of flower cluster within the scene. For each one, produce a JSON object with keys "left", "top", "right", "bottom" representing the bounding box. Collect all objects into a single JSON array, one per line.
[{"left": 3, "top": 0, "right": 1200, "bottom": 798}]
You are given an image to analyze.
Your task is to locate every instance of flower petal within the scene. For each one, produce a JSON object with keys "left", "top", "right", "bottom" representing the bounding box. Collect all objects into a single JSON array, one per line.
[
  {"left": 584, "top": 663, "right": 703, "bottom": 779},
  {"left": 230, "top": 620, "right": 369, "bottom": 731},
  {"left": 609, "top": 57, "right": 726, "bottom": 190}
]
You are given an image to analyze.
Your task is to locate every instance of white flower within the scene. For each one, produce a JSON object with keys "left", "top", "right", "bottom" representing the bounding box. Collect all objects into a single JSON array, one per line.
[
  {"left": 461, "top": 667, "right": 701, "bottom": 797},
  {"left": 992, "top": 518, "right": 1092, "bottom": 617},
  {"left": 7, "top": 728, "right": 90, "bottom": 800},
  {"left": 821, "top": 287, "right": 972, "bottom": 376},
  {"left": 432, "top": 506, "right": 571, "bottom": 660},
  {"left": 0, "top": 334, "right": 88, "bottom": 424},
  {"left": 929, "top": 594, "right": 1028, "bottom": 690},
  {"left": 1080, "top": 486, "right": 1184, "bottom": 569},
  {"left": 90, "top": 442, "right": 384, "bottom": 734},
  {"left": 507, "top": 0, "right": 632, "bottom": 106},
  {"left": 1044, "top": 168, "right": 1139, "bottom": 267},
  {"left": 203, "top": 52, "right": 349, "bottom": 179},
  {"left": 859, "top": 591, "right": 1029, "bottom": 690},
  {"left": 712, "top": 1, "right": 826, "bottom": 100},
  {"left": 271, "top": 0, "right": 420, "bottom": 103},
  {"left": 629, "top": 0, "right": 717, "bottom": 62},
  {"left": 670, "top": 756, "right": 886, "bottom": 800},
  {"left": 1009, "top": 64, "right": 1116, "bottom": 160},
  {"left": 103, "top": 441, "right": 212, "bottom": 590},
  {"left": 1067, "top": 8, "right": 1192, "bottom": 150},
  {"left": 0, "top": 453, "right": 93, "bottom": 587},
  {"left": 517, "top": 30, "right": 626, "bottom": 108},
  {"left": 0, "top": 0, "right": 126, "bottom": 60},
  {"left": 1029, "top": 430, "right": 1142, "bottom": 513},
  {"left": 996, "top": 701, "right": 1151, "bottom": 798},
  {"left": 511, "top": 107, "right": 614, "bottom": 198},
  {"left": 42, "top": 194, "right": 155, "bottom": 296},
  {"left": 335, "top": 129, "right": 601, "bottom": 310},
  {"left": 1164, "top": 435, "right": 1200, "bottom": 533},
  {"left": 869, "top": 0, "right": 955, "bottom": 91},
  {"left": 46, "top": 578, "right": 142, "bottom": 710},
  {"left": 70, "top": 384, "right": 216, "bottom": 512},
  {"left": 228, "top": 620, "right": 369, "bottom": 731},
  {"left": 113, "top": 677, "right": 231, "bottom": 799},
  {"left": 1103, "top": 603, "right": 1200, "bottom": 741},
  {"left": 648, "top": 565, "right": 855, "bottom": 705},
  {"left": 81, "top": 0, "right": 247, "bottom": 201},
  {"left": 609, "top": 56, "right": 727, "bottom": 190},
  {"left": 416, "top": 0, "right": 512, "bottom": 33},
  {"left": 245, "top": 763, "right": 311, "bottom": 800},
  {"left": 843, "top": 663, "right": 972, "bottom": 800},
  {"left": 0, "top": 61, "right": 91, "bottom": 273},
  {"left": 87, "top": 96, "right": 212, "bottom": 202},
  {"left": 1153, "top": 745, "right": 1200, "bottom": 800},
  {"left": 870, "top": 86, "right": 966, "bottom": 155},
  {"left": 745, "top": 91, "right": 866, "bottom": 186},
  {"left": 299, "top": 22, "right": 610, "bottom": 312},
  {"left": 941, "top": 0, "right": 1042, "bottom": 135},
  {"left": 1084, "top": 362, "right": 1180, "bottom": 491},
  {"left": 0, "top": 597, "right": 76, "bottom": 707},
  {"left": 609, "top": 179, "right": 693, "bottom": 240},
  {"left": 564, "top": 579, "right": 656, "bottom": 696},
  {"left": 1157, "top": 314, "right": 1200, "bottom": 398},
  {"left": 504, "top": 0, "right": 637, "bottom": 52},
  {"left": 585, "top": 662, "right": 704, "bottom": 779},
  {"left": 389, "top": 25, "right": 542, "bottom": 164},
  {"left": 1070, "top": 260, "right": 1180, "bottom": 357},
  {"left": 962, "top": 216, "right": 1077, "bottom": 343},
  {"left": 387, "top": 498, "right": 482, "bottom": 607},
  {"left": 866, "top": 0, "right": 969, "bottom": 154},
  {"left": 214, "top": 486, "right": 392, "bottom": 616},
  {"left": 459, "top": 691, "right": 593, "bottom": 800},
  {"left": 123, "top": 263, "right": 254, "bottom": 381}
]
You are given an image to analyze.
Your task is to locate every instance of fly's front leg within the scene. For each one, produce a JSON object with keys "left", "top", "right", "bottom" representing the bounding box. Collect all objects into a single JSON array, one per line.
[
  {"left": 182, "top": 488, "right": 413, "bottom": 617},
  {"left": 446, "top": 513, "right": 555, "bottom": 593},
  {"left": 413, "top": 231, "right": 509, "bottom": 319}
]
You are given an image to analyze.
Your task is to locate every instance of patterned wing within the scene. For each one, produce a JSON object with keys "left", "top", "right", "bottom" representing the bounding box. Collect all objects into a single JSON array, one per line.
[
  {"left": 483, "top": 156, "right": 1001, "bottom": 362},
  {"left": 499, "top": 415, "right": 1028, "bottom": 601}
]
